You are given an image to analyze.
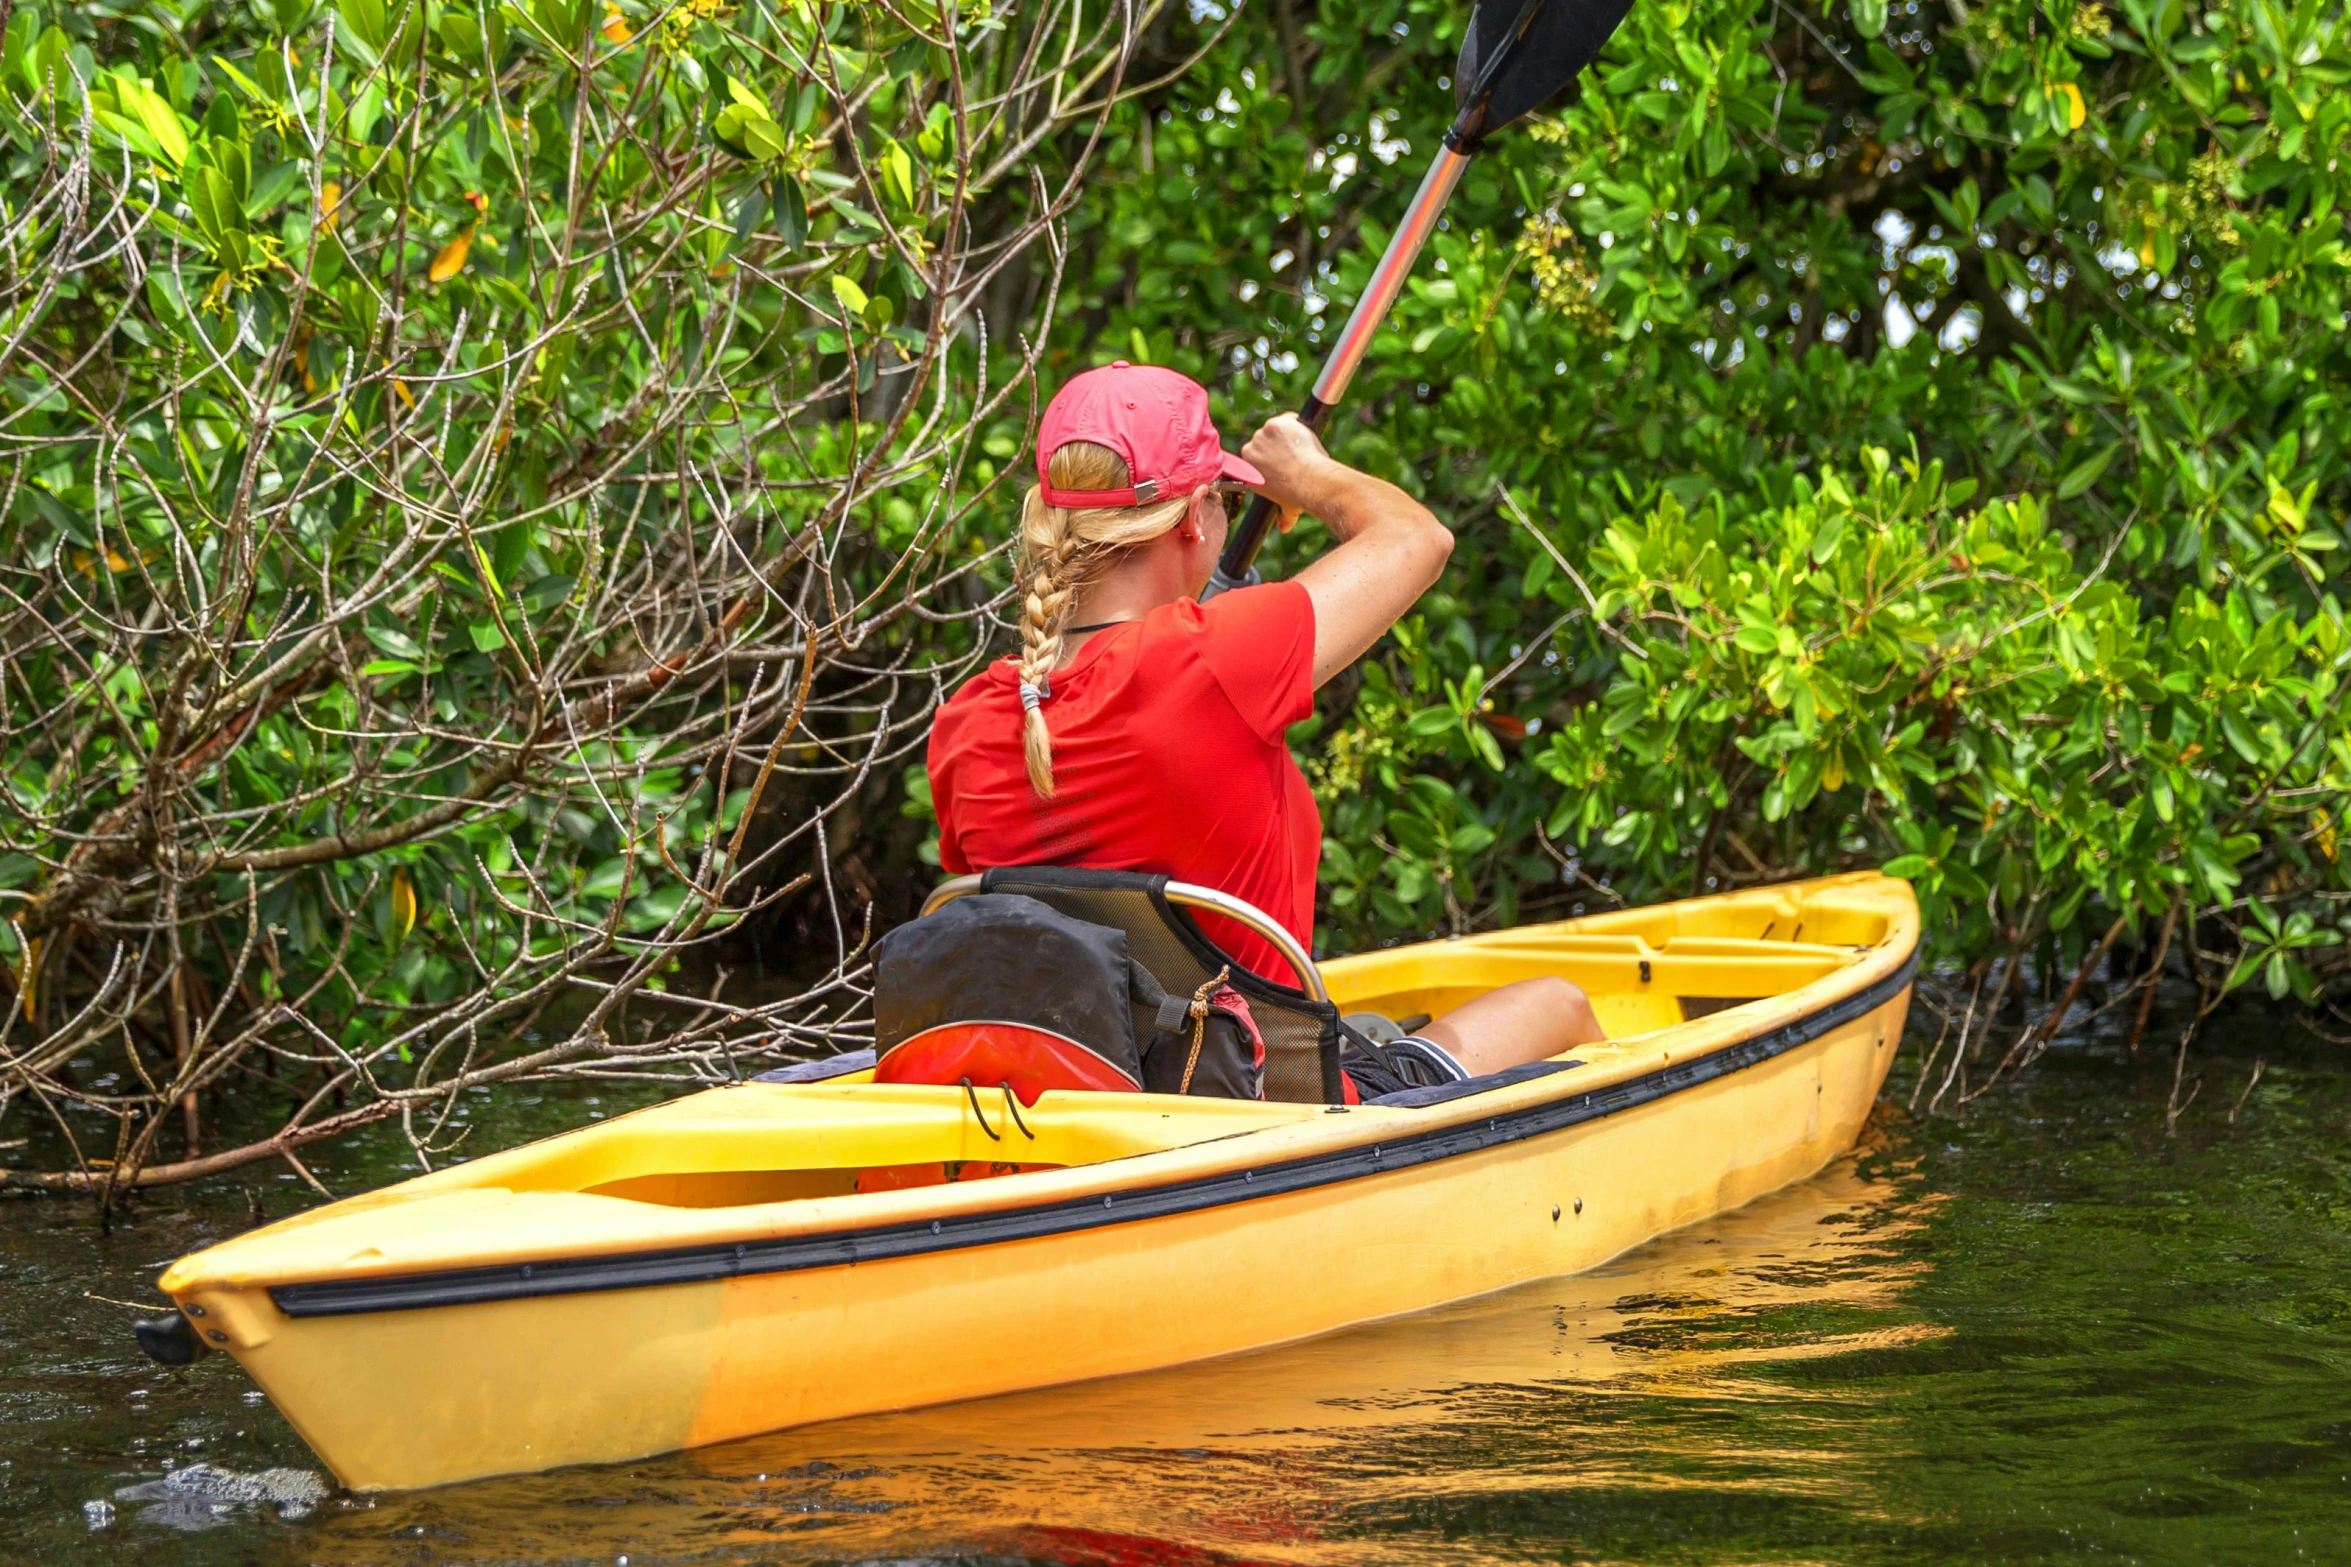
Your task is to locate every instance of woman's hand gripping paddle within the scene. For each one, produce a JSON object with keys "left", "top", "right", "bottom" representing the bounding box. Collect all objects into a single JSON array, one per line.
[{"left": 1204, "top": 0, "right": 1640, "bottom": 599}]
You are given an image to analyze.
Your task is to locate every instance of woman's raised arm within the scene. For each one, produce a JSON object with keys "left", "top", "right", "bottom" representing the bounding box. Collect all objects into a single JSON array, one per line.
[{"left": 1238, "top": 413, "right": 1455, "bottom": 688}]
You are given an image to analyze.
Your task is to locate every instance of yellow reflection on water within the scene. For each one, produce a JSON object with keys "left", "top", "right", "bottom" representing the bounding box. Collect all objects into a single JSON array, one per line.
[{"left": 310, "top": 1151, "right": 1940, "bottom": 1567}]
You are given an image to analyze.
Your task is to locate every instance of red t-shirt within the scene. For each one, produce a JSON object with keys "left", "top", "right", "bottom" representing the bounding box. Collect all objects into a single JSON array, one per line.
[{"left": 927, "top": 582, "right": 1320, "bottom": 982}]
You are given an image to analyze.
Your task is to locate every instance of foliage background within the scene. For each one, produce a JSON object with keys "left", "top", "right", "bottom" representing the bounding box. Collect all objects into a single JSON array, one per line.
[
  {"left": 6, "top": 0, "right": 2350, "bottom": 1184},
  {"left": 1033, "top": 0, "right": 2351, "bottom": 1064}
]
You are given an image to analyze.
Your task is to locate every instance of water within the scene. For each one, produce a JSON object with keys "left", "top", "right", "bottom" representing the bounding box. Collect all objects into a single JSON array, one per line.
[{"left": 3, "top": 997, "right": 2346, "bottom": 1565}]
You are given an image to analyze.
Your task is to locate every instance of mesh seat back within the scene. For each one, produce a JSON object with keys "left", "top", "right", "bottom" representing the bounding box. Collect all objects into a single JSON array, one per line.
[{"left": 975, "top": 868, "right": 1343, "bottom": 1104}]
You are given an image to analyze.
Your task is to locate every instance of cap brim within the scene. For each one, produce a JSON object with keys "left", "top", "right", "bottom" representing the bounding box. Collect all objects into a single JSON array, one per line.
[{"left": 1218, "top": 449, "right": 1265, "bottom": 488}]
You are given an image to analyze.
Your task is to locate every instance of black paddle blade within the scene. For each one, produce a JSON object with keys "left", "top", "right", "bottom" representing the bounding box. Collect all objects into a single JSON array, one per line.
[{"left": 1454, "top": 0, "right": 1638, "bottom": 143}]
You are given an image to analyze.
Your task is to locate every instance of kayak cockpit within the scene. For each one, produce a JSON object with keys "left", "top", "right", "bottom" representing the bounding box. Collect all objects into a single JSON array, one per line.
[
  {"left": 1319, "top": 886, "right": 1892, "bottom": 1039},
  {"left": 401, "top": 888, "right": 1887, "bottom": 1215},
  {"left": 361, "top": 883, "right": 1894, "bottom": 1215}
]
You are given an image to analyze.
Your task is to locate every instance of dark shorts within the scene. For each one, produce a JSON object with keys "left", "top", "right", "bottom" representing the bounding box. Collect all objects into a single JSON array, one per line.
[{"left": 1341, "top": 1034, "right": 1471, "bottom": 1101}]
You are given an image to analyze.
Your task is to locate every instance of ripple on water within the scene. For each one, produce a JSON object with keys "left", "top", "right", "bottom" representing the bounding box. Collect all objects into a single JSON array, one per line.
[{"left": 110, "top": 1463, "right": 329, "bottom": 1531}]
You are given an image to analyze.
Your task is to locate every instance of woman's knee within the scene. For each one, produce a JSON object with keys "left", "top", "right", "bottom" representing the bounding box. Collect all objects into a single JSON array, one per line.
[{"left": 1520, "top": 976, "right": 1602, "bottom": 1042}]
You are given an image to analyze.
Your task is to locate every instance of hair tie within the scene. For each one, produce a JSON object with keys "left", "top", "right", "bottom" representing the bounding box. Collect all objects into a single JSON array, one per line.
[{"left": 1019, "top": 678, "right": 1050, "bottom": 713}]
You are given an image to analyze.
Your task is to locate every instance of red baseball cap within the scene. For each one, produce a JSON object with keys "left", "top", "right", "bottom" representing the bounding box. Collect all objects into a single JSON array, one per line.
[{"left": 1036, "top": 362, "right": 1263, "bottom": 509}]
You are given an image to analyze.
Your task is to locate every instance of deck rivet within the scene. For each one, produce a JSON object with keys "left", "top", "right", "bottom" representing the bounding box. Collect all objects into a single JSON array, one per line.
[
  {"left": 734, "top": 1244, "right": 747, "bottom": 1260},
  {"left": 930, "top": 1220, "right": 941, "bottom": 1235},
  {"left": 520, "top": 1264, "right": 533, "bottom": 1280},
  {"left": 1552, "top": 1205, "right": 1560, "bottom": 1222},
  {"left": 206, "top": 1330, "right": 228, "bottom": 1344},
  {"left": 1244, "top": 1170, "right": 1254, "bottom": 1183},
  {"left": 1103, "top": 1195, "right": 1114, "bottom": 1208},
  {"left": 1574, "top": 1198, "right": 1584, "bottom": 1214},
  {"left": 185, "top": 1305, "right": 206, "bottom": 1318}
]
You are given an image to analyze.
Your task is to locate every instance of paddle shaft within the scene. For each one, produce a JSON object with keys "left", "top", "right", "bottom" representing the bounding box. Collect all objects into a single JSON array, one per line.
[
  {"left": 1202, "top": 0, "right": 1599, "bottom": 600},
  {"left": 1202, "top": 133, "right": 1475, "bottom": 600}
]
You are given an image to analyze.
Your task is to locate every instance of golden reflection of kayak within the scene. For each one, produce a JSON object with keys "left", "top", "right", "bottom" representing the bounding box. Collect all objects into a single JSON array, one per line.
[
  {"left": 154, "top": 872, "right": 1918, "bottom": 1493},
  {"left": 300, "top": 1153, "right": 1938, "bottom": 1566}
]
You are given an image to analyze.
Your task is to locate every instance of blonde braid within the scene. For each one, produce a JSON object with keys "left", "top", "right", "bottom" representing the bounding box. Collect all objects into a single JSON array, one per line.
[
  {"left": 1017, "top": 505, "right": 1085, "bottom": 797},
  {"left": 1012, "top": 440, "right": 1193, "bottom": 799}
]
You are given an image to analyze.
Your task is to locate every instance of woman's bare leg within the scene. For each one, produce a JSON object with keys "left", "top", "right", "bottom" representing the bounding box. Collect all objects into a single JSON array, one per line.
[{"left": 1417, "top": 977, "right": 1605, "bottom": 1076}]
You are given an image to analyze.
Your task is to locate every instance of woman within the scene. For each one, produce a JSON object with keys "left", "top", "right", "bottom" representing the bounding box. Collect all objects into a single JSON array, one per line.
[{"left": 927, "top": 362, "right": 1602, "bottom": 1094}]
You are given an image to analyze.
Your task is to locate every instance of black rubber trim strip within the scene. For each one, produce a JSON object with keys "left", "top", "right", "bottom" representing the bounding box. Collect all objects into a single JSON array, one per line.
[
  {"left": 270, "top": 949, "right": 1917, "bottom": 1319},
  {"left": 1366, "top": 1057, "right": 1584, "bottom": 1108}
]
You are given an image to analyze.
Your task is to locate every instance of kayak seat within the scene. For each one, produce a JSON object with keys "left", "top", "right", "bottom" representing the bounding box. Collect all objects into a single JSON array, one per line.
[
  {"left": 923, "top": 868, "right": 1346, "bottom": 1105},
  {"left": 873, "top": 1020, "right": 1143, "bottom": 1105}
]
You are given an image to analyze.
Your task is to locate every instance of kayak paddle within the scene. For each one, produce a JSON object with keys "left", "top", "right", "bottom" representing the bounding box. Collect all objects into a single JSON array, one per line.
[{"left": 1204, "top": 0, "right": 1638, "bottom": 598}]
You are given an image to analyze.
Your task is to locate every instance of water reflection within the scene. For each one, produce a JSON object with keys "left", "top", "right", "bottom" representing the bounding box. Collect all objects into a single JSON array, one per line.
[{"left": 282, "top": 1150, "right": 1931, "bottom": 1566}]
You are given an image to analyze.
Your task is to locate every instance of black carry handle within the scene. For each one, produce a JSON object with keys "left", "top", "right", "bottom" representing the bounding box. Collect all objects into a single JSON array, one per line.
[{"left": 1202, "top": 0, "right": 1636, "bottom": 600}]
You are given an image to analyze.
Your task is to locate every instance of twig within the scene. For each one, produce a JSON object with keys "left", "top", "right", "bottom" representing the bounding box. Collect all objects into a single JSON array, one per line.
[
  {"left": 2127, "top": 898, "right": 2180, "bottom": 1060},
  {"left": 2227, "top": 1056, "right": 2265, "bottom": 1123},
  {"left": 1495, "top": 484, "right": 1649, "bottom": 661},
  {"left": 1966, "top": 910, "right": 2130, "bottom": 1099},
  {"left": 1924, "top": 960, "right": 1987, "bottom": 1114},
  {"left": 2164, "top": 1021, "right": 2202, "bottom": 1136}
]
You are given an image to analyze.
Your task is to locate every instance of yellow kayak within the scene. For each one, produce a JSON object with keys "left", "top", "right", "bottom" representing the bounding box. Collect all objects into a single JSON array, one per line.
[{"left": 151, "top": 871, "right": 1916, "bottom": 1491}]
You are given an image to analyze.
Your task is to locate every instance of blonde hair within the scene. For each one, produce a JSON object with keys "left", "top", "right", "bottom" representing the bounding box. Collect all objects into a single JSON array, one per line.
[{"left": 1017, "top": 440, "right": 1189, "bottom": 797}]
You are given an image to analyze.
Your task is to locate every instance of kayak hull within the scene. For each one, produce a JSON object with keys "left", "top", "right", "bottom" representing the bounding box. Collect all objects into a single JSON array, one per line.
[{"left": 160, "top": 873, "right": 1916, "bottom": 1491}]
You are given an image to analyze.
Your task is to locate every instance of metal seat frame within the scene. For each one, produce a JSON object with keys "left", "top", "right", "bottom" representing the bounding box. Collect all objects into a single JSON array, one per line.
[{"left": 920, "top": 873, "right": 1327, "bottom": 1003}]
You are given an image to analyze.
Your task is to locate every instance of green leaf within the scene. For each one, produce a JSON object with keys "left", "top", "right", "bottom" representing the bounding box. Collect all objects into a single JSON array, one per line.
[
  {"left": 2223, "top": 952, "right": 2261, "bottom": 994},
  {"left": 773, "top": 178, "right": 807, "bottom": 250},
  {"left": 202, "top": 166, "right": 243, "bottom": 247},
  {"left": 244, "top": 160, "right": 302, "bottom": 219},
  {"left": 880, "top": 138, "right": 916, "bottom": 208},
  {"left": 365, "top": 625, "right": 425, "bottom": 660},
  {"left": 338, "top": 0, "right": 389, "bottom": 54},
  {"left": 1809, "top": 509, "right": 1848, "bottom": 564},
  {"left": 183, "top": 163, "right": 225, "bottom": 244},
  {"left": 105, "top": 71, "right": 192, "bottom": 168},
  {"left": 740, "top": 116, "right": 790, "bottom": 162},
  {"left": 493, "top": 523, "right": 531, "bottom": 590},
  {"left": 2055, "top": 444, "right": 2118, "bottom": 500}
]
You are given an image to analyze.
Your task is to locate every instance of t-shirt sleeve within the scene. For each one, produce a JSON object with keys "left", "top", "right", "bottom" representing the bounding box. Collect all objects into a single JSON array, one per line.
[{"left": 1198, "top": 579, "right": 1317, "bottom": 745}]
